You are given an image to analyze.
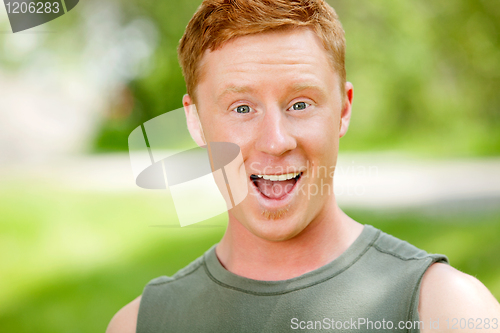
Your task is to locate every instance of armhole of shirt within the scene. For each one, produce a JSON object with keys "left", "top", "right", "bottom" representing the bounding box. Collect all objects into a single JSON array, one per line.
[
  {"left": 136, "top": 255, "right": 206, "bottom": 333},
  {"left": 408, "top": 255, "right": 450, "bottom": 333}
]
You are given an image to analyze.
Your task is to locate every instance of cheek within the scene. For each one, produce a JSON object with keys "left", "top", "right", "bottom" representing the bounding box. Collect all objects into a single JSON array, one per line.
[
  {"left": 299, "top": 117, "right": 338, "bottom": 154},
  {"left": 200, "top": 113, "right": 229, "bottom": 142},
  {"left": 203, "top": 116, "right": 255, "bottom": 150}
]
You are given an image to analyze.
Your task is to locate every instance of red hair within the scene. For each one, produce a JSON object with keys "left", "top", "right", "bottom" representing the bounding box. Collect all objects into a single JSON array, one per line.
[{"left": 178, "top": 0, "right": 346, "bottom": 103}]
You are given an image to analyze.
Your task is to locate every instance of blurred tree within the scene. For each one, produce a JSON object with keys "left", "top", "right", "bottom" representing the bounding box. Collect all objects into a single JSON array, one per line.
[
  {"left": 333, "top": 0, "right": 500, "bottom": 156},
  {"left": 93, "top": 0, "right": 200, "bottom": 151},
  {"left": 12, "top": 0, "right": 492, "bottom": 156}
]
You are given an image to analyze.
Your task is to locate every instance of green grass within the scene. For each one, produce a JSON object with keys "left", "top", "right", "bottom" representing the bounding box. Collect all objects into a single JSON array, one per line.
[{"left": 0, "top": 181, "right": 499, "bottom": 332}]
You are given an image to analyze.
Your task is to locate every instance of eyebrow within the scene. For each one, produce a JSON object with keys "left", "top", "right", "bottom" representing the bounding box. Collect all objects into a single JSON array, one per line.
[
  {"left": 216, "top": 81, "right": 326, "bottom": 104},
  {"left": 216, "top": 85, "right": 255, "bottom": 104},
  {"left": 288, "top": 82, "right": 326, "bottom": 96}
]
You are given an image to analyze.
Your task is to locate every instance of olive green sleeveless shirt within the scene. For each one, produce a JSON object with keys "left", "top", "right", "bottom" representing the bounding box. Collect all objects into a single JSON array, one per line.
[{"left": 137, "top": 225, "right": 448, "bottom": 332}]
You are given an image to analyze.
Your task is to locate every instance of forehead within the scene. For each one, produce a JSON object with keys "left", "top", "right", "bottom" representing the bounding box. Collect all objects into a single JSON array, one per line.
[{"left": 196, "top": 28, "right": 337, "bottom": 100}]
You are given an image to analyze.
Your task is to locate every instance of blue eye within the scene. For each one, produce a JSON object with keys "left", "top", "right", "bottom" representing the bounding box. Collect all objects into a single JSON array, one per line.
[
  {"left": 291, "top": 102, "right": 309, "bottom": 111},
  {"left": 235, "top": 105, "right": 251, "bottom": 114}
]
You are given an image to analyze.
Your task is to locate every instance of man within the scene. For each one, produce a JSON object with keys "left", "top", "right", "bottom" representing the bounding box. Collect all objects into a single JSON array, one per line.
[{"left": 108, "top": 0, "right": 500, "bottom": 332}]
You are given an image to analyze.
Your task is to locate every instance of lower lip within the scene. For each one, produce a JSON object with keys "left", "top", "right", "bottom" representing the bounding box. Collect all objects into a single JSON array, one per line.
[{"left": 250, "top": 174, "right": 302, "bottom": 209}]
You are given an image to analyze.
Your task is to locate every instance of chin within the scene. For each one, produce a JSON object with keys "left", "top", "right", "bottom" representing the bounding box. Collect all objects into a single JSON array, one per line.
[{"left": 230, "top": 207, "right": 309, "bottom": 242}]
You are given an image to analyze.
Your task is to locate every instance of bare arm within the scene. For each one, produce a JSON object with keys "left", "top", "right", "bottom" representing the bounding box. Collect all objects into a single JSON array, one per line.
[
  {"left": 106, "top": 296, "right": 142, "bottom": 333},
  {"left": 419, "top": 263, "right": 500, "bottom": 332}
]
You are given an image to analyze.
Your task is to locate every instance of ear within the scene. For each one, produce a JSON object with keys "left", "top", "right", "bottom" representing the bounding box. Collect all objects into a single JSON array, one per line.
[
  {"left": 183, "top": 94, "right": 207, "bottom": 147},
  {"left": 339, "top": 82, "right": 353, "bottom": 138}
]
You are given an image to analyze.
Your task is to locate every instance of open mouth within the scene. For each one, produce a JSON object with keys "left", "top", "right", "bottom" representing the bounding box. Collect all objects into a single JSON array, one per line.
[{"left": 250, "top": 172, "right": 302, "bottom": 200}]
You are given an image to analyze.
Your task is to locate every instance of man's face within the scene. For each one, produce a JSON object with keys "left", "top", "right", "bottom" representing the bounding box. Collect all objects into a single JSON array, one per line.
[{"left": 185, "top": 28, "right": 352, "bottom": 241}]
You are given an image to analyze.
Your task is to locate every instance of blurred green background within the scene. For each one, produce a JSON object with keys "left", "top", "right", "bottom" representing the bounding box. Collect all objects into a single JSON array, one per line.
[
  {"left": 91, "top": 0, "right": 500, "bottom": 157},
  {"left": 0, "top": 0, "right": 499, "bottom": 332}
]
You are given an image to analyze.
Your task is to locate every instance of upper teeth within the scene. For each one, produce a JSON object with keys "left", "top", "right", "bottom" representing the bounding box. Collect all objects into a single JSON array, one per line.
[{"left": 254, "top": 172, "right": 300, "bottom": 181}]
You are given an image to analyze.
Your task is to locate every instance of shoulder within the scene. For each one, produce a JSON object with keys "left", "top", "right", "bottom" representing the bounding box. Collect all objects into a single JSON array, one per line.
[
  {"left": 372, "top": 227, "right": 429, "bottom": 260},
  {"left": 370, "top": 226, "right": 447, "bottom": 265},
  {"left": 110, "top": 254, "right": 207, "bottom": 332},
  {"left": 106, "top": 296, "right": 142, "bottom": 333},
  {"left": 419, "top": 263, "right": 500, "bottom": 332}
]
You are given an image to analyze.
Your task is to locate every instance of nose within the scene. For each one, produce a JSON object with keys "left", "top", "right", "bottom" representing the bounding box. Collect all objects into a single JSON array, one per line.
[{"left": 254, "top": 107, "right": 297, "bottom": 156}]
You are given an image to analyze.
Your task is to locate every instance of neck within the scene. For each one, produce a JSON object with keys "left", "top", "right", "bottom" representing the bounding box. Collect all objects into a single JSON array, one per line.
[{"left": 215, "top": 198, "right": 363, "bottom": 281}]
